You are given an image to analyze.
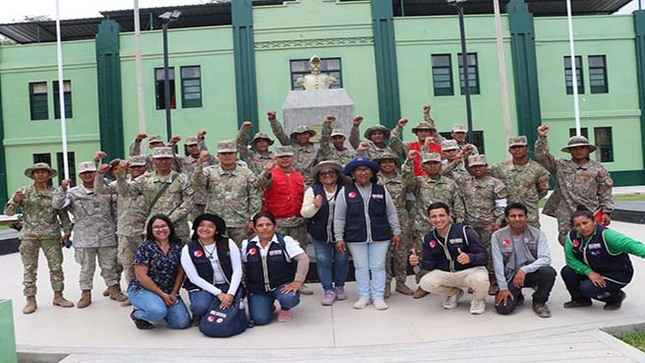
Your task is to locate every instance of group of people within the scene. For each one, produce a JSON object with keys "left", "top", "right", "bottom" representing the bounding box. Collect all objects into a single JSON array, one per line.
[{"left": 6, "top": 104, "right": 645, "bottom": 335}]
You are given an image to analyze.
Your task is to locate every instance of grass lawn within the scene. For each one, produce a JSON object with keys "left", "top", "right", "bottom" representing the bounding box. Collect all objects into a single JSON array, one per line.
[{"left": 617, "top": 330, "right": 645, "bottom": 352}]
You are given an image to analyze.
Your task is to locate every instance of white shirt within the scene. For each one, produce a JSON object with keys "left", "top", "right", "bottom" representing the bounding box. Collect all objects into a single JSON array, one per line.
[
  {"left": 181, "top": 238, "right": 242, "bottom": 296},
  {"left": 240, "top": 234, "right": 305, "bottom": 262}
]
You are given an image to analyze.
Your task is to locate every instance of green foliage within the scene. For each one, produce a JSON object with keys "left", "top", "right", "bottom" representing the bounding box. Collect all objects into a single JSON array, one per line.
[{"left": 617, "top": 330, "right": 645, "bottom": 352}]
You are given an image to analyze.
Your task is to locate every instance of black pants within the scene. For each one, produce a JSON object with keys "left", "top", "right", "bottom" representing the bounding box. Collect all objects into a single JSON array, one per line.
[
  {"left": 561, "top": 265, "right": 627, "bottom": 304},
  {"left": 495, "top": 266, "right": 557, "bottom": 315}
]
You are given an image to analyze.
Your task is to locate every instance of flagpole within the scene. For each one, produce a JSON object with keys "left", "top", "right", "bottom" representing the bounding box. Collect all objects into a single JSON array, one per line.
[
  {"left": 492, "top": 0, "right": 512, "bottom": 154},
  {"left": 566, "top": 0, "right": 581, "bottom": 136},
  {"left": 134, "top": 0, "right": 146, "bottom": 133},
  {"left": 55, "top": 0, "right": 69, "bottom": 179}
]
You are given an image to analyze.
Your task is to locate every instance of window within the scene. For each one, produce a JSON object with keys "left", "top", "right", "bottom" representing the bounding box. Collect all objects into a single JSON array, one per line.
[
  {"left": 32, "top": 153, "right": 53, "bottom": 186},
  {"left": 431, "top": 54, "right": 453, "bottom": 96},
  {"left": 588, "top": 55, "right": 608, "bottom": 94},
  {"left": 458, "top": 53, "right": 480, "bottom": 95},
  {"left": 439, "top": 130, "right": 485, "bottom": 154},
  {"left": 155, "top": 67, "right": 176, "bottom": 110},
  {"left": 290, "top": 57, "right": 342, "bottom": 91},
  {"left": 56, "top": 152, "right": 76, "bottom": 187},
  {"left": 181, "top": 66, "right": 202, "bottom": 108},
  {"left": 569, "top": 128, "right": 589, "bottom": 138},
  {"left": 29, "top": 82, "right": 48, "bottom": 120},
  {"left": 594, "top": 127, "right": 613, "bottom": 162},
  {"left": 53, "top": 80, "right": 73, "bottom": 119},
  {"left": 564, "top": 56, "right": 584, "bottom": 94}
]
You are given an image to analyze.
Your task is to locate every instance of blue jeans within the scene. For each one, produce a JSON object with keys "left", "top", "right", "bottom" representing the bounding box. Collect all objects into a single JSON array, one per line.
[
  {"left": 128, "top": 287, "right": 190, "bottom": 329},
  {"left": 347, "top": 241, "right": 390, "bottom": 299},
  {"left": 188, "top": 283, "right": 229, "bottom": 317},
  {"left": 248, "top": 283, "right": 300, "bottom": 326},
  {"left": 312, "top": 239, "right": 349, "bottom": 292},
  {"left": 561, "top": 265, "right": 627, "bottom": 303}
]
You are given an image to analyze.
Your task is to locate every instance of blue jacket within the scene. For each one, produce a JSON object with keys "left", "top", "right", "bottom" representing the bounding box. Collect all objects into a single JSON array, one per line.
[
  {"left": 342, "top": 183, "right": 391, "bottom": 242},
  {"left": 420, "top": 223, "right": 488, "bottom": 272},
  {"left": 183, "top": 238, "right": 233, "bottom": 292}
]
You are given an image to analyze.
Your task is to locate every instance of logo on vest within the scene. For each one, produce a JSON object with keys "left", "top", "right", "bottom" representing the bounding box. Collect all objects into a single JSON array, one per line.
[
  {"left": 216, "top": 318, "right": 224, "bottom": 323},
  {"left": 269, "top": 250, "right": 283, "bottom": 256},
  {"left": 588, "top": 243, "right": 602, "bottom": 250},
  {"left": 372, "top": 194, "right": 384, "bottom": 199},
  {"left": 572, "top": 239, "right": 580, "bottom": 248},
  {"left": 249, "top": 248, "right": 257, "bottom": 256},
  {"left": 502, "top": 239, "right": 511, "bottom": 248},
  {"left": 449, "top": 238, "right": 463, "bottom": 245},
  {"left": 429, "top": 240, "right": 436, "bottom": 248},
  {"left": 348, "top": 191, "right": 357, "bottom": 199},
  {"left": 194, "top": 250, "right": 203, "bottom": 258},
  {"left": 207, "top": 315, "right": 215, "bottom": 323}
]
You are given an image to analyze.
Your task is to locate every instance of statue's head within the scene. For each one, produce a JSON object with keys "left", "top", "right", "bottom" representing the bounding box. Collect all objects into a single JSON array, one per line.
[{"left": 309, "top": 55, "right": 322, "bottom": 74}]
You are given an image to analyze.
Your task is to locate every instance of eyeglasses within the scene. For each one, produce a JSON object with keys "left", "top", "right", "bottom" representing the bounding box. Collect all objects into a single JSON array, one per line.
[
  {"left": 319, "top": 171, "right": 337, "bottom": 177},
  {"left": 152, "top": 225, "right": 169, "bottom": 230}
]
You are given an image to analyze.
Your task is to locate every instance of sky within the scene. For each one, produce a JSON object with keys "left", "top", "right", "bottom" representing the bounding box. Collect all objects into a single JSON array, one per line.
[{"left": 0, "top": 0, "right": 641, "bottom": 24}]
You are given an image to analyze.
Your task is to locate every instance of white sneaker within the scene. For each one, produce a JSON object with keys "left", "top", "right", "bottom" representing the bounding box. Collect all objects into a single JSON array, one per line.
[
  {"left": 373, "top": 298, "right": 389, "bottom": 310},
  {"left": 442, "top": 289, "right": 464, "bottom": 309},
  {"left": 470, "top": 298, "right": 486, "bottom": 315},
  {"left": 353, "top": 298, "right": 371, "bottom": 309}
]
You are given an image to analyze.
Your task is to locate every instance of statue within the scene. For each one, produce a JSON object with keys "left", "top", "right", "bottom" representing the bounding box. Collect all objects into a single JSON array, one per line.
[{"left": 297, "top": 55, "right": 338, "bottom": 90}]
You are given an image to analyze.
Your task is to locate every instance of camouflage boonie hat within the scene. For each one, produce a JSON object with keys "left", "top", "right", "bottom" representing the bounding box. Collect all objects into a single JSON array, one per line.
[
  {"left": 184, "top": 136, "right": 199, "bottom": 146},
  {"left": 289, "top": 125, "right": 316, "bottom": 139},
  {"left": 421, "top": 152, "right": 442, "bottom": 164},
  {"left": 508, "top": 136, "right": 528, "bottom": 148},
  {"left": 148, "top": 135, "right": 164, "bottom": 144},
  {"left": 441, "top": 139, "right": 460, "bottom": 151},
  {"left": 151, "top": 147, "right": 174, "bottom": 159},
  {"left": 274, "top": 146, "right": 294, "bottom": 157},
  {"left": 452, "top": 124, "right": 468, "bottom": 133},
  {"left": 411, "top": 121, "right": 436, "bottom": 133},
  {"left": 561, "top": 136, "right": 597, "bottom": 153},
  {"left": 373, "top": 151, "right": 401, "bottom": 166},
  {"left": 468, "top": 154, "right": 487, "bottom": 167},
  {"left": 251, "top": 132, "right": 274, "bottom": 145},
  {"left": 128, "top": 155, "right": 147, "bottom": 167},
  {"left": 24, "top": 162, "right": 57, "bottom": 179},
  {"left": 217, "top": 140, "right": 237, "bottom": 153},
  {"left": 331, "top": 129, "right": 346, "bottom": 138},
  {"left": 78, "top": 161, "right": 97, "bottom": 174},
  {"left": 364, "top": 125, "right": 391, "bottom": 140}
]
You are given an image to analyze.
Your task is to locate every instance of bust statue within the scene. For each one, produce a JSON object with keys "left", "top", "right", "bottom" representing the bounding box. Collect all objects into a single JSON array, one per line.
[{"left": 297, "top": 55, "right": 338, "bottom": 90}]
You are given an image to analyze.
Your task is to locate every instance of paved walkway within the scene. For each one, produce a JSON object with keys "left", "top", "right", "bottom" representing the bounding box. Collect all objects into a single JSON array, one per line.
[{"left": 3, "top": 213, "right": 645, "bottom": 362}]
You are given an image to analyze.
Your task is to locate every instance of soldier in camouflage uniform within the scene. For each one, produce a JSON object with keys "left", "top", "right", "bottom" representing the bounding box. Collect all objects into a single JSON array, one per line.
[
  {"left": 53, "top": 161, "right": 127, "bottom": 308},
  {"left": 129, "top": 133, "right": 183, "bottom": 172},
  {"left": 236, "top": 121, "right": 275, "bottom": 174},
  {"left": 489, "top": 136, "right": 549, "bottom": 228},
  {"left": 450, "top": 124, "right": 479, "bottom": 155},
  {"left": 95, "top": 155, "right": 148, "bottom": 292},
  {"left": 5, "top": 163, "right": 74, "bottom": 314},
  {"left": 178, "top": 131, "right": 211, "bottom": 221},
  {"left": 374, "top": 152, "right": 415, "bottom": 298},
  {"left": 535, "top": 124, "right": 614, "bottom": 245},
  {"left": 440, "top": 139, "right": 471, "bottom": 183},
  {"left": 116, "top": 147, "right": 195, "bottom": 241},
  {"left": 318, "top": 116, "right": 361, "bottom": 166},
  {"left": 268, "top": 110, "right": 331, "bottom": 184},
  {"left": 451, "top": 153, "right": 508, "bottom": 295},
  {"left": 192, "top": 140, "right": 262, "bottom": 246}
]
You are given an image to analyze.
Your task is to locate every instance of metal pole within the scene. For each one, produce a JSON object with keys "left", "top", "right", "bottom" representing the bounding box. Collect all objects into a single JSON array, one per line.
[
  {"left": 162, "top": 21, "right": 172, "bottom": 142},
  {"left": 55, "top": 0, "right": 69, "bottom": 180},
  {"left": 565, "top": 0, "right": 581, "bottom": 136},
  {"left": 493, "top": 0, "right": 512, "bottom": 151},
  {"left": 134, "top": 0, "right": 146, "bottom": 134},
  {"left": 457, "top": 5, "right": 474, "bottom": 143}
]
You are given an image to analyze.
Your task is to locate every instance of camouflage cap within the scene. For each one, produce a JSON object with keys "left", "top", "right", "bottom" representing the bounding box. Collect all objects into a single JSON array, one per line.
[
  {"left": 148, "top": 135, "right": 164, "bottom": 144},
  {"left": 128, "top": 155, "right": 147, "bottom": 167},
  {"left": 452, "top": 124, "right": 468, "bottom": 133},
  {"left": 561, "top": 135, "right": 597, "bottom": 153},
  {"left": 184, "top": 136, "right": 199, "bottom": 146},
  {"left": 78, "top": 161, "right": 97, "bottom": 174},
  {"left": 411, "top": 121, "right": 437, "bottom": 133},
  {"left": 274, "top": 146, "right": 294, "bottom": 157},
  {"left": 251, "top": 132, "right": 275, "bottom": 145},
  {"left": 441, "top": 139, "right": 460, "bottom": 151},
  {"left": 151, "top": 147, "right": 174, "bottom": 159},
  {"left": 217, "top": 140, "right": 237, "bottom": 153},
  {"left": 24, "top": 162, "right": 57, "bottom": 179},
  {"left": 508, "top": 135, "right": 528, "bottom": 148},
  {"left": 468, "top": 154, "right": 487, "bottom": 167},
  {"left": 331, "top": 128, "right": 346, "bottom": 138},
  {"left": 364, "top": 125, "right": 391, "bottom": 140},
  {"left": 372, "top": 151, "right": 401, "bottom": 166},
  {"left": 421, "top": 152, "right": 442, "bottom": 164},
  {"left": 289, "top": 125, "right": 316, "bottom": 139}
]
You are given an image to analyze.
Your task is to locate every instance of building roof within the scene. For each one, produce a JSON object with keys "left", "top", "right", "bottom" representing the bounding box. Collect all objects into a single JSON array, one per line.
[{"left": 0, "top": 0, "right": 633, "bottom": 45}]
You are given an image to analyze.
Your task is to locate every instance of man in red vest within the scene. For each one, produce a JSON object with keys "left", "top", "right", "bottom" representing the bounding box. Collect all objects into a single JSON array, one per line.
[{"left": 391, "top": 118, "right": 442, "bottom": 176}]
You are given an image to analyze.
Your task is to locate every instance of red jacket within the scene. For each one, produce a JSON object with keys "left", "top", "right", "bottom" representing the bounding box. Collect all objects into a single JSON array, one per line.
[
  {"left": 409, "top": 141, "right": 442, "bottom": 176},
  {"left": 263, "top": 168, "right": 304, "bottom": 219}
]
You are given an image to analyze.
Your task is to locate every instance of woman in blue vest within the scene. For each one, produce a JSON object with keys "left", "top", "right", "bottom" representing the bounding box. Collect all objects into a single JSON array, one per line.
[
  {"left": 562, "top": 208, "right": 645, "bottom": 310},
  {"left": 181, "top": 213, "right": 243, "bottom": 325},
  {"left": 301, "top": 161, "right": 350, "bottom": 306},
  {"left": 334, "top": 156, "right": 401, "bottom": 310},
  {"left": 241, "top": 211, "right": 310, "bottom": 324}
]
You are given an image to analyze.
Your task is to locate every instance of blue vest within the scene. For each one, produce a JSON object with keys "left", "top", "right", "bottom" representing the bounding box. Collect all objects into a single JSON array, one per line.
[
  {"left": 422, "top": 223, "right": 485, "bottom": 272},
  {"left": 244, "top": 234, "right": 296, "bottom": 294},
  {"left": 183, "top": 239, "right": 233, "bottom": 292},
  {"left": 307, "top": 184, "right": 336, "bottom": 243},
  {"left": 342, "top": 183, "right": 392, "bottom": 242},
  {"left": 568, "top": 226, "right": 633, "bottom": 284}
]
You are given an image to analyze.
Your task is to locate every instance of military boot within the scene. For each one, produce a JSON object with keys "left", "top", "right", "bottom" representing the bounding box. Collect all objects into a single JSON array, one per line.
[
  {"left": 52, "top": 291, "right": 74, "bottom": 308},
  {"left": 77, "top": 290, "right": 92, "bottom": 309},
  {"left": 22, "top": 296, "right": 37, "bottom": 314},
  {"left": 107, "top": 284, "right": 128, "bottom": 302},
  {"left": 384, "top": 280, "right": 392, "bottom": 299}
]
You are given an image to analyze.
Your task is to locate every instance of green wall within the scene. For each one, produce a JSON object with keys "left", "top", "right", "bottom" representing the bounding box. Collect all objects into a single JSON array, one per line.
[{"left": 0, "top": 300, "right": 17, "bottom": 363}]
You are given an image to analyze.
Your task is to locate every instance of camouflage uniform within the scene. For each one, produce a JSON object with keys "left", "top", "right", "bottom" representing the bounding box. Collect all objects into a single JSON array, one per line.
[
  {"left": 489, "top": 160, "right": 549, "bottom": 228},
  {"left": 52, "top": 185, "right": 120, "bottom": 291},
  {"left": 95, "top": 174, "right": 147, "bottom": 284},
  {"left": 117, "top": 170, "right": 195, "bottom": 241},
  {"left": 269, "top": 117, "right": 326, "bottom": 184},
  {"left": 179, "top": 137, "right": 212, "bottom": 221},
  {"left": 235, "top": 128, "right": 275, "bottom": 175},
  {"left": 192, "top": 163, "right": 262, "bottom": 245},
  {"left": 535, "top": 135, "right": 614, "bottom": 245},
  {"left": 129, "top": 138, "right": 183, "bottom": 172},
  {"left": 5, "top": 186, "right": 72, "bottom": 297}
]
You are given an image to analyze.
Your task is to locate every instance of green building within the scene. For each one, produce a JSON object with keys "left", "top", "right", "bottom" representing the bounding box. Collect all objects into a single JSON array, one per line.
[{"left": 0, "top": 0, "right": 642, "bottom": 205}]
